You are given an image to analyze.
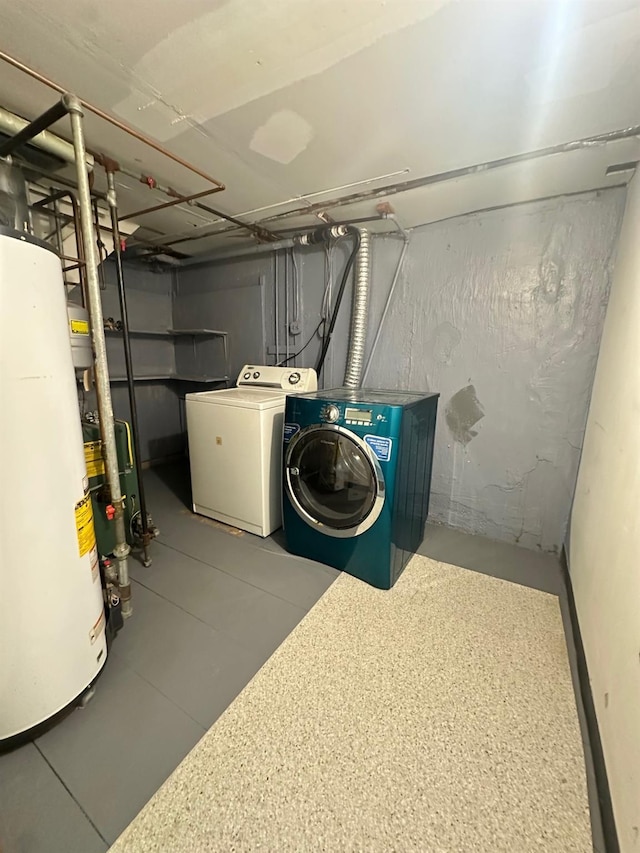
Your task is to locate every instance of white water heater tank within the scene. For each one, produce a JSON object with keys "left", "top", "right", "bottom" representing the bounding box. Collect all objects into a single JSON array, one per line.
[{"left": 0, "top": 228, "right": 107, "bottom": 743}]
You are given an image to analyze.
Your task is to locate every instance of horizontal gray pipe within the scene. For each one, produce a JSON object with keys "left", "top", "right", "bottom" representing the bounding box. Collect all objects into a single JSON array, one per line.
[
  {"left": 0, "top": 106, "right": 94, "bottom": 169},
  {"left": 179, "top": 237, "right": 295, "bottom": 267}
]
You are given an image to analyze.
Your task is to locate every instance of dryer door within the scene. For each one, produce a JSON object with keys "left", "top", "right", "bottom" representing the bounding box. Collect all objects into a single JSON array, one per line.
[{"left": 285, "top": 425, "right": 385, "bottom": 538}]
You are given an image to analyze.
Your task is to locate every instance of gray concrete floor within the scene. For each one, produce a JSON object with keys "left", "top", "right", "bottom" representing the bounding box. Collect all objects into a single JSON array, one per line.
[{"left": 0, "top": 463, "right": 601, "bottom": 853}]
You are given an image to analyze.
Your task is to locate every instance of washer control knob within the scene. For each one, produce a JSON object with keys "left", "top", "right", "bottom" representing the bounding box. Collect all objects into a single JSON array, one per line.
[
  {"left": 288, "top": 371, "right": 301, "bottom": 385},
  {"left": 322, "top": 404, "right": 340, "bottom": 423},
  {"left": 243, "top": 372, "right": 251, "bottom": 380},
  {"left": 253, "top": 371, "right": 260, "bottom": 379}
]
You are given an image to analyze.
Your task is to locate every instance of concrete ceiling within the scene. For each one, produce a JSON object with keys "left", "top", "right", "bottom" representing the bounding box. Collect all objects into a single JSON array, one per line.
[{"left": 0, "top": 0, "right": 639, "bottom": 256}]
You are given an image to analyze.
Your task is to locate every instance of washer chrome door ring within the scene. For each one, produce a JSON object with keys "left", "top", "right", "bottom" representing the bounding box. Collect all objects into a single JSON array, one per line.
[{"left": 285, "top": 424, "right": 386, "bottom": 538}]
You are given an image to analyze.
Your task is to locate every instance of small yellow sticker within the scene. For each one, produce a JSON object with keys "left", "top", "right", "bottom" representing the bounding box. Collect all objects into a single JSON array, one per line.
[
  {"left": 70, "top": 319, "right": 90, "bottom": 335},
  {"left": 84, "top": 440, "right": 105, "bottom": 479},
  {"left": 75, "top": 492, "right": 96, "bottom": 558}
]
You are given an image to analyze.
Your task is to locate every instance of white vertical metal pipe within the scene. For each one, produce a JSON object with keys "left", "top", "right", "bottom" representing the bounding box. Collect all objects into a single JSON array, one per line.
[
  {"left": 361, "top": 228, "right": 411, "bottom": 386},
  {"left": 274, "top": 252, "right": 280, "bottom": 365},
  {"left": 284, "top": 250, "right": 290, "bottom": 364},
  {"left": 65, "top": 94, "right": 132, "bottom": 617}
]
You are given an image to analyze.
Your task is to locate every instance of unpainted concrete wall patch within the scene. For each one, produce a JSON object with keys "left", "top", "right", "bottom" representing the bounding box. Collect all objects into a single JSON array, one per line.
[
  {"left": 445, "top": 384, "right": 485, "bottom": 445},
  {"left": 250, "top": 110, "right": 314, "bottom": 164},
  {"left": 429, "top": 321, "right": 462, "bottom": 365}
]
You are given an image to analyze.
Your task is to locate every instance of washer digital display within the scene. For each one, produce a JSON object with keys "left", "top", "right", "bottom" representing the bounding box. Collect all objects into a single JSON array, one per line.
[{"left": 345, "top": 408, "right": 373, "bottom": 424}]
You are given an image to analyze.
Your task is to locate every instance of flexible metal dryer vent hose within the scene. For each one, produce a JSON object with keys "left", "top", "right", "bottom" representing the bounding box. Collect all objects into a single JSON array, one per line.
[{"left": 343, "top": 228, "right": 371, "bottom": 388}]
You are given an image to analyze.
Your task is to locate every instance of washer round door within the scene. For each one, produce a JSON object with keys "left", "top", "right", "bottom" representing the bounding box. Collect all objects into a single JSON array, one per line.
[{"left": 285, "top": 424, "right": 385, "bottom": 538}]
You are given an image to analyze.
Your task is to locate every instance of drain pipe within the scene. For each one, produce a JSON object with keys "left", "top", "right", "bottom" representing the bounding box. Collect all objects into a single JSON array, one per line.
[
  {"left": 343, "top": 228, "right": 371, "bottom": 388},
  {"left": 66, "top": 94, "right": 132, "bottom": 618},
  {"left": 106, "top": 170, "right": 153, "bottom": 568}
]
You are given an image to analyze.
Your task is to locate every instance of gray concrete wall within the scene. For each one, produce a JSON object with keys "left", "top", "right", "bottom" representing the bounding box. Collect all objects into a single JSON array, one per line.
[
  {"left": 362, "top": 190, "right": 625, "bottom": 552},
  {"left": 90, "top": 261, "right": 183, "bottom": 463},
  {"left": 173, "top": 187, "right": 626, "bottom": 551},
  {"left": 174, "top": 261, "right": 267, "bottom": 381}
]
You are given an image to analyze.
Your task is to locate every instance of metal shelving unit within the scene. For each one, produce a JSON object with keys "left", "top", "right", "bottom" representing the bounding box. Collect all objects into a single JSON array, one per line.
[
  {"left": 105, "top": 327, "right": 230, "bottom": 385},
  {"left": 109, "top": 374, "right": 229, "bottom": 383},
  {"left": 105, "top": 328, "right": 228, "bottom": 337},
  {"left": 168, "top": 329, "right": 227, "bottom": 336}
]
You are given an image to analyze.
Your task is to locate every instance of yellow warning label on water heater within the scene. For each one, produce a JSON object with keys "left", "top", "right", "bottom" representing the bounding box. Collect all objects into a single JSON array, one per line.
[
  {"left": 84, "top": 440, "right": 105, "bottom": 479},
  {"left": 70, "top": 318, "right": 90, "bottom": 335},
  {"left": 75, "top": 492, "right": 96, "bottom": 558}
]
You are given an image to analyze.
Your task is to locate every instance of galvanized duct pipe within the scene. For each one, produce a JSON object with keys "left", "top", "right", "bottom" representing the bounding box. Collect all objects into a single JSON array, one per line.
[
  {"left": 66, "top": 94, "right": 132, "bottom": 618},
  {"left": 343, "top": 228, "right": 371, "bottom": 388}
]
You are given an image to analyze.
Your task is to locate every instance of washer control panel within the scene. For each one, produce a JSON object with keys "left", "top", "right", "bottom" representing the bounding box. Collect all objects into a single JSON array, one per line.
[
  {"left": 320, "top": 404, "right": 340, "bottom": 423},
  {"left": 316, "top": 403, "right": 388, "bottom": 428},
  {"left": 236, "top": 364, "right": 318, "bottom": 392}
]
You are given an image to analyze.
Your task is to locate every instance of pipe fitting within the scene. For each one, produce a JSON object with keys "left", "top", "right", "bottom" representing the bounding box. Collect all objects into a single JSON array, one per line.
[
  {"left": 113, "top": 541, "right": 131, "bottom": 561},
  {"left": 295, "top": 224, "right": 349, "bottom": 246},
  {"left": 95, "top": 154, "right": 120, "bottom": 174},
  {"left": 295, "top": 225, "right": 327, "bottom": 246},
  {"left": 118, "top": 583, "right": 133, "bottom": 619},
  {"left": 103, "top": 561, "right": 118, "bottom": 585},
  {"left": 61, "top": 93, "right": 83, "bottom": 116}
]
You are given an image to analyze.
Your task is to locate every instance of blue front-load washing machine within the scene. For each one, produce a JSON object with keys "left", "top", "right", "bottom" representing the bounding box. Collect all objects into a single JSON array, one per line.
[{"left": 282, "top": 388, "right": 439, "bottom": 589}]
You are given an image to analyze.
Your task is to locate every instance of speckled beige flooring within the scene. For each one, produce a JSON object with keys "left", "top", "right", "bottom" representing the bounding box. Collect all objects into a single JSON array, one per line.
[{"left": 109, "top": 555, "right": 591, "bottom": 852}]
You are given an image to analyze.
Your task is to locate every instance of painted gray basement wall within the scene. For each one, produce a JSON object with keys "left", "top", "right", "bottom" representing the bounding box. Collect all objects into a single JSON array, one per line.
[
  {"left": 174, "top": 187, "right": 625, "bottom": 552},
  {"left": 365, "top": 189, "right": 626, "bottom": 552},
  {"left": 174, "top": 262, "right": 267, "bottom": 380},
  {"left": 89, "top": 260, "right": 183, "bottom": 463}
]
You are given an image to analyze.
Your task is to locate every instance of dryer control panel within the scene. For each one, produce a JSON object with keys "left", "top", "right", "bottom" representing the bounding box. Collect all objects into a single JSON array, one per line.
[
  {"left": 319, "top": 403, "right": 385, "bottom": 426},
  {"left": 236, "top": 364, "right": 318, "bottom": 392}
]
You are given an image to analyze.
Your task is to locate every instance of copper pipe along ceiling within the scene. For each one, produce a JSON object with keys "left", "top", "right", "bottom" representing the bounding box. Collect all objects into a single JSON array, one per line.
[
  {"left": 0, "top": 49, "right": 225, "bottom": 190},
  {"left": 0, "top": 51, "right": 282, "bottom": 245},
  {"left": 114, "top": 168, "right": 276, "bottom": 241}
]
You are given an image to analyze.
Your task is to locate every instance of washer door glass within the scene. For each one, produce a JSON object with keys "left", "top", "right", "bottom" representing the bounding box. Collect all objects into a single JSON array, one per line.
[{"left": 287, "top": 428, "right": 379, "bottom": 530}]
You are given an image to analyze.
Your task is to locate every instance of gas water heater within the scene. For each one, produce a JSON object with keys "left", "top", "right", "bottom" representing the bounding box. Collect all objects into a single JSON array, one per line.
[{"left": 0, "top": 166, "right": 107, "bottom": 744}]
